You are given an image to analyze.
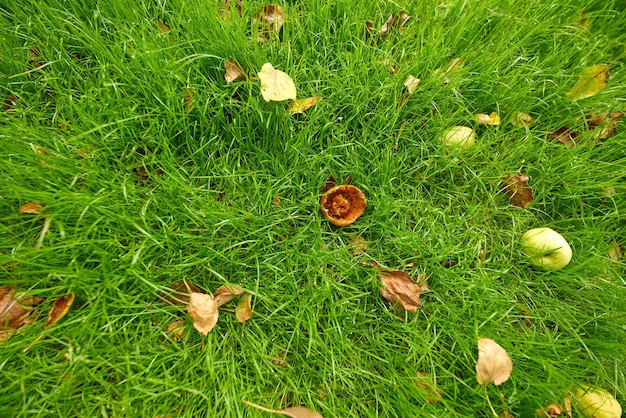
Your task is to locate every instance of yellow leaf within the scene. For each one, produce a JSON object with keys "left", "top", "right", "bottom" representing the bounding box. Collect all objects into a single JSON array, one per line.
[
  {"left": 187, "top": 292, "right": 218, "bottom": 336},
  {"left": 475, "top": 338, "right": 513, "bottom": 385},
  {"left": 565, "top": 64, "right": 610, "bottom": 101},
  {"left": 45, "top": 293, "right": 75, "bottom": 329},
  {"left": 235, "top": 293, "right": 252, "bottom": 324},
  {"left": 475, "top": 112, "right": 501, "bottom": 125},
  {"left": 289, "top": 96, "right": 322, "bottom": 114},
  {"left": 258, "top": 63, "right": 297, "bottom": 102}
]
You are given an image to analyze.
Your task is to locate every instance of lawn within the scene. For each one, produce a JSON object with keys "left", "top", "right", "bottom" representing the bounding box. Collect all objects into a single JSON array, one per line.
[{"left": 1, "top": 0, "right": 625, "bottom": 417}]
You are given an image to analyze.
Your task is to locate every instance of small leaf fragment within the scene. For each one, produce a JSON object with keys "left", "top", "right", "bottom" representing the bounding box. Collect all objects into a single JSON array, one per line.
[
  {"left": 156, "top": 20, "right": 170, "bottom": 33},
  {"left": 235, "top": 293, "right": 252, "bottom": 324},
  {"left": 187, "top": 292, "right": 218, "bottom": 336},
  {"left": 608, "top": 241, "right": 623, "bottom": 261},
  {"left": 253, "top": 4, "right": 284, "bottom": 41},
  {"left": 565, "top": 64, "right": 610, "bottom": 101},
  {"left": 403, "top": 75, "right": 421, "bottom": 94},
  {"left": 378, "top": 12, "right": 410, "bottom": 38},
  {"left": 18, "top": 202, "right": 43, "bottom": 215},
  {"left": 224, "top": 59, "right": 247, "bottom": 84},
  {"left": 160, "top": 281, "right": 201, "bottom": 306},
  {"left": 0, "top": 286, "right": 42, "bottom": 344},
  {"left": 475, "top": 338, "right": 513, "bottom": 386},
  {"left": 378, "top": 269, "right": 426, "bottom": 313},
  {"left": 414, "top": 372, "right": 443, "bottom": 403},
  {"left": 213, "top": 285, "right": 245, "bottom": 307},
  {"left": 349, "top": 236, "right": 367, "bottom": 255},
  {"left": 166, "top": 320, "right": 185, "bottom": 341},
  {"left": 289, "top": 96, "right": 322, "bottom": 115},
  {"left": 586, "top": 112, "right": 624, "bottom": 139},
  {"left": 548, "top": 126, "right": 580, "bottom": 147},
  {"left": 44, "top": 293, "right": 74, "bottom": 329},
  {"left": 320, "top": 175, "right": 336, "bottom": 194},
  {"left": 258, "top": 63, "right": 297, "bottom": 102},
  {"left": 183, "top": 88, "right": 193, "bottom": 114},
  {"left": 511, "top": 112, "right": 534, "bottom": 127},
  {"left": 475, "top": 112, "right": 501, "bottom": 125},
  {"left": 502, "top": 174, "right": 534, "bottom": 209}
]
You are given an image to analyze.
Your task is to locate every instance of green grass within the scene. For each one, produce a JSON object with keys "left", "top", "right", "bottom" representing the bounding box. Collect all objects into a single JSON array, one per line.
[{"left": 1, "top": 0, "right": 625, "bottom": 416}]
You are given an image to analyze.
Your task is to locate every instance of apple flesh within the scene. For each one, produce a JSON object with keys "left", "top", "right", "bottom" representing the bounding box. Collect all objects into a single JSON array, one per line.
[
  {"left": 575, "top": 385, "right": 622, "bottom": 418},
  {"left": 521, "top": 227, "right": 572, "bottom": 271},
  {"left": 439, "top": 126, "right": 476, "bottom": 150}
]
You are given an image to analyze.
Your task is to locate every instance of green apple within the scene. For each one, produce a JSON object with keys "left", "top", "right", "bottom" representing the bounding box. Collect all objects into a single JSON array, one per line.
[
  {"left": 575, "top": 385, "right": 622, "bottom": 418},
  {"left": 439, "top": 126, "right": 476, "bottom": 150},
  {"left": 521, "top": 227, "right": 572, "bottom": 271}
]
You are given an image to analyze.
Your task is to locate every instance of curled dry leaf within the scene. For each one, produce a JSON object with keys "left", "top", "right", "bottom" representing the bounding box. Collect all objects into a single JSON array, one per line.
[
  {"left": 290, "top": 96, "right": 322, "bottom": 115},
  {"left": 548, "top": 126, "right": 579, "bottom": 147},
  {"left": 565, "top": 64, "right": 610, "bottom": 101},
  {"left": 511, "top": 112, "right": 534, "bottom": 127},
  {"left": 167, "top": 320, "right": 185, "bottom": 341},
  {"left": 378, "top": 269, "right": 427, "bottom": 313},
  {"left": 224, "top": 59, "right": 247, "bottom": 84},
  {"left": 586, "top": 112, "right": 624, "bottom": 139},
  {"left": 366, "top": 12, "right": 410, "bottom": 39},
  {"left": 213, "top": 284, "right": 244, "bottom": 307},
  {"left": 502, "top": 173, "right": 534, "bottom": 209},
  {"left": 1, "top": 286, "right": 43, "bottom": 343},
  {"left": 258, "top": 63, "right": 297, "bottom": 102},
  {"left": 475, "top": 338, "right": 513, "bottom": 386},
  {"left": 235, "top": 293, "right": 252, "bottom": 324},
  {"left": 160, "top": 281, "right": 201, "bottom": 306},
  {"left": 253, "top": 4, "right": 284, "bottom": 41},
  {"left": 187, "top": 292, "right": 218, "bottom": 336},
  {"left": 45, "top": 293, "right": 74, "bottom": 329},
  {"left": 18, "top": 202, "right": 43, "bottom": 214},
  {"left": 475, "top": 112, "right": 501, "bottom": 125},
  {"left": 320, "top": 185, "right": 366, "bottom": 226}
]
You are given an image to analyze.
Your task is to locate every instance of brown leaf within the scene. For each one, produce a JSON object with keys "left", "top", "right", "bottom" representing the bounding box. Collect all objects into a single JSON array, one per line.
[
  {"left": 608, "top": 241, "right": 623, "bottom": 261},
  {"left": 187, "top": 292, "right": 218, "bottom": 336},
  {"left": 213, "top": 285, "right": 244, "bottom": 307},
  {"left": 272, "top": 351, "right": 288, "bottom": 368},
  {"left": 183, "top": 88, "right": 193, "bottom": 114},
  {"left": 28, "top": 45, "right": 44, "bottom": 70},
  {"left": 160, "top": 281, "right": 201, "bottom": 306},
  {"left": 320, "top": 175, "right": 336, "bottom": 194},
  {"left": 378, "top": 12, "right": 410, "bottom": 38},
  {"left": 475, "top": 338, "right": 513, "bottom": 385},
  {"left": 156, "top": 20, "right": 170, "bottom": 33},
  {"left": 253, "top": 4, "right": 284, "bottom": 41},
  {"left": 224, "top": 59, "right": 247, "bottom": 84},
  {"left": 235, "top": 293, "right": 252, "bottom": 324},
  {"left": 289, "top": 96, "right": 322, "bottom": 115},
  {"left": 4, "top": 94, "right": 18, "bottom": 113},
  {"left": 586, "top": 112, "right": 624, "bottom": 139},
  {"left": 18, "top": 202, "right": 43, "bottom": 215},
  {"left": 403, "top": 75, "right": 421, "bottom": 94},
  {"left": 44, "top": 293, "right": 74, "bottom": 329},
  {"left": 0, "top": 287, "right": 43, "bottom": 344},
  {"left": 414, "top": 372, "right": 443, "bottom": 402},
  {"left": 548, "top": 126, "right": 579, "bottom": 147},
  {"left": 166, "top": 320, "right": 185, "bottom": 341},
  {"left": 502, "top": 174, "right": 534, "bottom": 209},
  {"left": 378, "top": 269, "right": 426, "bottom": 313},
  {"left": 349, "top": 236, "right": 367, "bottom": 255}
]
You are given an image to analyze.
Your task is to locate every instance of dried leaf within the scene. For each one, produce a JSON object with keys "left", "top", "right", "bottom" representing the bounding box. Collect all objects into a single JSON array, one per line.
[
  {"left": 565, "top": 64, "right": 610, "bottom": 101},
  {"left": 502, "top": 174, "right": 534, "bottom": 209},
  {"left": 213, "top": 285, "right": 244, "bottom": 307},
  {"left": 437, "top": 57, "right": 465, "bottom": 83},
  {"left": 403, "top": 75, "right": 421, "bottom": 94},
  {"left": 415, "top": 372, "right": 443, "bottom": 403},
  {"left": 253, "top": 4, "right": 284, "bottom": 41},
  {"left": 320, "top": 175, "right": 336, "bottom": 194},
  {"left": 475, "top": 112, "right": 501, "bottom": 125},
  {"left": 608, "top": 241, "right": 623, "bottom": 261},
  {"left": 18, "top": 202, "right": 43, "bottom": 215},
  {"left": 166, "top": 320, "right": 185, "bottom": 341},
  {"left": 28, "top": 45, "right": 44, "bottom": 70},
  {"left": 378, "top": 269, "right": 426, "bottom": 313},
  {"left": 183, "top": 88, "right": 193, "bottom": 114},
  {"left": 349, "top": 236, "right": 367, "bottom": 255},
  {"left": 220, "top": 0, "right": 242, "bottom": 17},
  {"left": 4, "top": 94, "right": 18, "bottom": 113},
  {"left": 289, "top": 96, "right": 322, "bottom": 115},
  {"left": 235, "top": 293, "right": 252, "bottom": 324},
  {"left": 475, "top": 338, "right": 513, "bottom": 386},
  {"left": 511, "top": 112, "right": 534, "bottom": 127},
  {"left": 44, "top": 293, "right": 74, "bottom": 329},
  {"left": 258, "top": 63, "right": 297, "bottom": 102},
  {"left": 586, "top": 112, "right": 624, "bottom": 139},
  {"left": 224, "top": 59, "right": 247, "bottom": 84},
  {"left": 187, "top": 292, "right": 218, "bottom": 336},
  {"left": 0, "top": 287, "right": 43, "bottom": 343},
  {"left": 378, "top": 12, "right": 410, "bottom": 38},
  {"left": 548, "top": 126, "right": 580, "bottom": 147},
  {"left": 156, "top": 20, "right": 170, "bottom": 33},
  {"left": 242, "top": 400, "right": 323, "bottom": 418},
  {"left": 160, "top": 281, "right": 201, "bottom": 306}
]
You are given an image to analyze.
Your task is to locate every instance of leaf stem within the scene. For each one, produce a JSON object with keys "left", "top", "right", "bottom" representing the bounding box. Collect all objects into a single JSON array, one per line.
[
  {"left": 242, "top": 399, "right": 281, "bottom": 414},
  {"left": 484, "top": 384, "right": 499, "bottom": 417}
]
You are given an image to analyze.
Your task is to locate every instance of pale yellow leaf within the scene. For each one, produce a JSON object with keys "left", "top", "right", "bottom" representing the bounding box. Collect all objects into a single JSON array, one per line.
[
  {"left": 476, "top": 338, "right": 512, "bottom": 385},
  {"left": 235, "top": 293, "right": 252, "bottom": 324},
  {"left": 258, "top": 63, "right": 296, "bottom": 102},
  {"left": 403, "top": 75, "right": 421, "bottom": 94},
  {"left": 565, "top": 64, "right": 610, "bottom": 101},
  {"left": 187, "top": 292, "right": 218, "bottom": 336}
]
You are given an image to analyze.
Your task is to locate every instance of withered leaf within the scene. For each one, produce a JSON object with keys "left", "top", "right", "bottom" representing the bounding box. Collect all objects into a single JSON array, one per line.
[
  {"left": 4, "top": 95, "right": 18, "bottom": 113},
  {"left": 183, "top": 88, "right": 193, "bottom": 114},
  {"left": 548, "top": 126, "right": 579, "bottom": 147},
  {"left": 224, "top": 59, "right": 247, "bottom": 84},
  {"left": 475, "top": 112, "right": 501, "bottom": 125},
  {"left": 415, "top": 372, "right": 443, "bottom": 403},
  {"left": 18, "top": 202, "right": 43, "bottom": 214},
  {"left": 608, "top": 241, "right": 623, "bottom": 261},
  {"left": 166, "top": 320, "right": 185, "bottom": 341},
  {"left": 586, "top": 112, "right": 624, "bottom": 139},
  {"left": 258, "top": 63, "right": 297, "bottom": 102},
  {"left": 1, "top": 286, "right": 42, "bottom": 343},
  {"left": 160, "top": 281, "right": 201, "bottom": 306},
  {"left": 45, "top": 293, "right": 74, "bottom": 329},
  {"left": 378, "top": 269, "right": 426, "bottom": 313},
  {"left": 156, "top": 20, "right": 170, "bottom": 33},
  {"left": 349, "top": 236, "right": 367, "bottom": 255},
  {"left": 253, "top": 4, "right": 284, "bottom": 41},
  {"left": 320, "top": 175, "right": 336, "bottom": 194},
  {"left": 289, "top": 96, "right": 322, "bottom": 115},
  {"left": 379, "top": 12, "right": 410, "bottom": 38},
  {"left": 565, "top": 64, "right": 610, "bottom": 101},
  {"left": 437, "top": 57, "right": 465, "bottom": 84},
  {"left": 235, "top": 293, "right": 253, "bottom": 324},
  {"left": 28, "top": 45, "right": 44, "bottom": 70},
  {"left": 242, "top": 400, "right": 323, "bottom": 418},
  {"left": 187, "top": 292, "right": 218, "bottom": 336},
  {"left": 475, "top": 338, "right": 513, "bottom": 386},
  {"left": 403, "top": 75, "right": 421, "bottom": 94},
  {"left": 511, "top": 112, "right": 534, "bottom": 127},
  {"left": 213, "top": 285, "right": 244, "bottom": 307},
  {"left": 502, "top": 174, "right": 534, "bottom": 209}
]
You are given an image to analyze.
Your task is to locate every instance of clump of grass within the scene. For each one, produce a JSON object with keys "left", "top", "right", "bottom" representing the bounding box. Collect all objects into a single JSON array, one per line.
[{"left": 0, "top": 0, "right": 624, "bottom": 416}]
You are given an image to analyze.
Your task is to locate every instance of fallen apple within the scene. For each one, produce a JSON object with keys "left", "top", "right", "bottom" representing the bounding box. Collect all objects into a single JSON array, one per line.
[
  {"left": 521, "top": 228, "right": 572, "bottom": 271},
  {"left": 439, "top": 126, "right": 476, "bottom": 150},
  {"left": 575, "top": 385, "right": 622, "bottom": 418}
]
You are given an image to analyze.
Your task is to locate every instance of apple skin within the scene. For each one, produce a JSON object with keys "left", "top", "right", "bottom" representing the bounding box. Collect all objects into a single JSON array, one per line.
[
  {"left": 575, "top": 385, "right": 622, "bottom": 418},
  {"left": 439, "top": 126, "right": 476, "bottom": 150},
  {"left": 521, "top": 227, "right": 572, "bottom": 271}
]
